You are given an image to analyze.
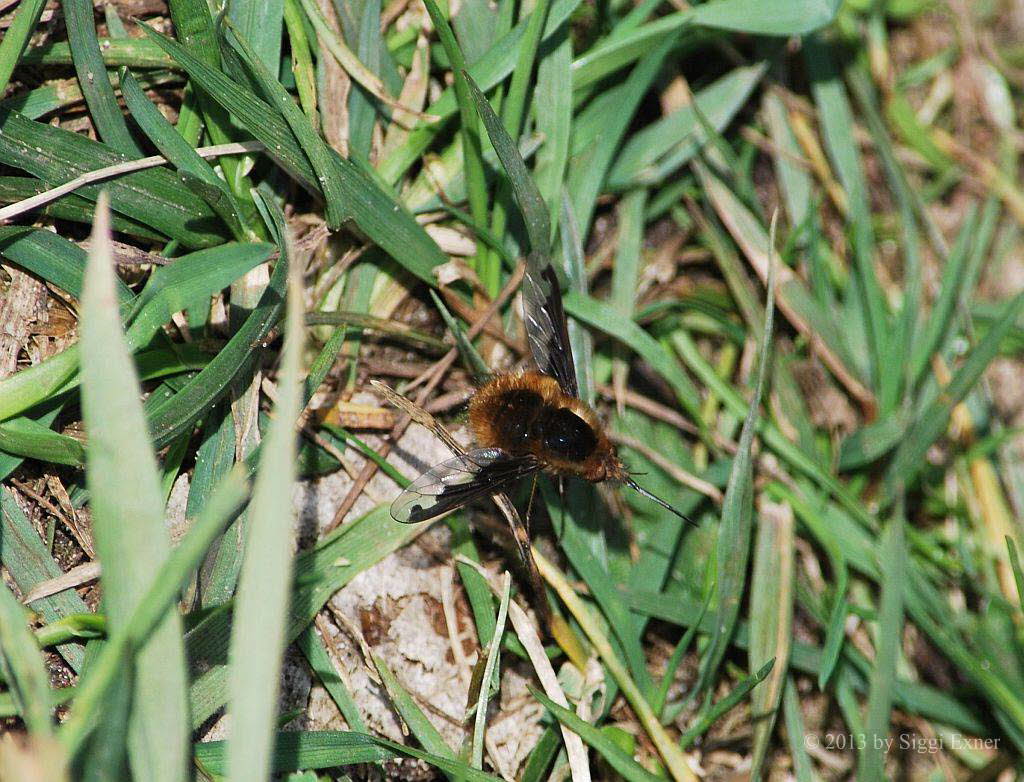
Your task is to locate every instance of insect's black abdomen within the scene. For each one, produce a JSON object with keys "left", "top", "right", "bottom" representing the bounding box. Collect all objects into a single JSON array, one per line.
[
  {"left": 535, "top": 407, "right": 597, "bottom": 462},
  {"left": 492, "top": 390, "right": 544, "bottom": 452}
]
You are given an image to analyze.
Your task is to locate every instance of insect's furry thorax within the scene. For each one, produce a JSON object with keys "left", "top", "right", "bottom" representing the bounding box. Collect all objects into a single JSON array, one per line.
[{"left": 468, "top": 370, "right": 624, "bottom": 482}]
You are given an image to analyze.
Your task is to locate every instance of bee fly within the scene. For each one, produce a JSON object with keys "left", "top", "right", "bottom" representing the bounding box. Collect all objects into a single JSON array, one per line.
[{"left": 390, "top": 251, "right": 692, "bottom": 528}]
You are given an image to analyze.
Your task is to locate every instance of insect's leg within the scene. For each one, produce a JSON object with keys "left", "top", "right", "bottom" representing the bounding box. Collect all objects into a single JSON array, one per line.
[
  {"left": 508, "top": 474, "right": 552, "bottom": 637},
  {"left": 557, "top": 475, "right": 567, "bottom": 529},
  {"left": 524, "top": 473, "right": 539, "bottom": 535}
]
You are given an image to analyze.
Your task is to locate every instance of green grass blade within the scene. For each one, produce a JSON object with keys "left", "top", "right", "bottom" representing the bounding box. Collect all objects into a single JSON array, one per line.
[
  {"left": 0, "top": 240, "right": 271, "bottom": 425},
  {"left": 421, "top": 0, "right": 489, "bottom": 270},
  {"left": 127, "top": 242, "right": 275, "bottom": 339},
  {"left": 0, "top": 108, "right": 224, "bottom": 248},
  {"left": 781, "top": 677, "right": 818, "bottom": 782},
  {"left": 574, "top": 0, "right": 834, "bottom": 91},
  {"left": 283, "top": 0, "right": 318, "bottom": 121},
  {"left": 0, "top": 408, "right": 60, "bottom": 483},
  {"left": 519, "top": 727, "right": 559, "bottom": 782},
  {"left": 225, "top": 193, "right": 303, "bottom": 782},
  {"left": 294, "top": 625, "right": 367, "bottom": 732},
  {"left": 747, "top": 500, "right": 794, "bottom": 778},
  {"left": 906, "top": 204, "right": 979, "bottom": 393},
  {"left": 885, "top": 291, "right": 1024, "bottom": 498},
  {"left": 188, "top": 504, "right": 422, "bottom": 728},
  {"left": 0, "top": 178, "right": 170, "bottom": 240},
  {"left": 607, "top": 62, "right": 766, "bottom": 190},
  {"left": 144, "top": 253, "right": 285, "bottom": 447},
  {"left": 687, "top": 0, "right": 839, "bottom": 34},
  {"left": 0, "top": 226, "right": 132, "bottom": 306},
  {"left": 195, "top": 731, "right": 501, "bottom": 779},
  {"left": 374, "top": 655, "right": 455, "bottom": 759},
  {"left": 346, "top": 0, "right": 382, "bottom": 161},
  {"left": 651, "top": 575, "right": 712, "bottom": 720},
  {"left": 0, "top": 579, "right": 54, "bottom": 737},
  {"left": 18, "top": 37, "right": 174, "bottom": 68},
  {"left": 682, "top": 659, "right": 775, "bottom": 749},
  {"left": 0, "top": 0, "right": 47, "bottom": 94},
  {"left": 530, "top": 687, "right": 664, "bottom": 782},
  {"left": 609, "top": 189, "right": 645, "bottom": 403},
  {"left": 464, "top": 73, "right": 549, "bottom": 255},
  {"left": 139, "top": 24, "right": 447, "bottom": 284},
  {"left": 0, "top": 489, "right": 88, "bottom": 672},
  {"left": 78, "top": 194, "right": 189, "bottom": 781},
  {"left": 1008, "top": 537, "right": 1024, "bottom": 614},
  {"left": 860, "top": 513, "right": 906, "bottom": 781},
  {"left": 846, "top": 65, "right": 922, "bottom": 410},
  {"left": 625, "top": 583, "right": 987, "bottom": 735},
  {"left": 119, "top": 67, "right": 246, "bottom": 241},
  {"left": 564, "top": 291, "right": 705, "bottom": 428},
  {"left": 698, "top": 220, "right": 776, "bottom": 692},
  {"left": 543, "top": 482, "right": 655, "bottom": 699},
  {"left": 0, "top": 417, "right": 85, "bottom": 466},
  {"left": 692, "top": 152, "right": 873, "bottom": 411},
  {"left": 228, "top": 0, "right": 283, "bottom": 73},
  {"left": 532, "top": 26, "right": 571, "bottom": 225},
  {"left": 377, "top": 0, "right": 581, "bottom": 185},
  {"left": 224, "top": 23, "right": 347, "bottom": 230},
  {"left": 196, "top": 731, "right": 391, "bottom": 774},
  {"left": 62, "top": 0, "right": 143, "bottom": 156},
  {"left": 762, "top": 89, "right": 812, "bottom": 232},
  {"left": 472, "top": 573, "right": 510, "bottom": 769},
  {"left": 59, "top": 467, "right": 249, "bottom": 756},
  {"left": 804, "top": 33, "right": 890, "bottom": 405},
  {"left": 566, "top": 29, "right": 680, "bottom": 241},
  {"left": 559, "top": 195, "right": 596, "bottom": 404}
]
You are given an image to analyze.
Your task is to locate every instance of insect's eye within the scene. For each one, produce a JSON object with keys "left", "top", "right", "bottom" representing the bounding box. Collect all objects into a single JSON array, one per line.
[{"left": 540, "top": 408, "right": 597, "bottom": 461}]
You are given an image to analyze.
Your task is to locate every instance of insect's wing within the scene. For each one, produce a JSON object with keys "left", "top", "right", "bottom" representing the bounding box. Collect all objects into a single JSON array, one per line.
[
  {"left": 391, "top": 448, "right": 541, "bottom": 523},
  {"left": 522, "top": 251, "right": 579, "bottom": 398}
]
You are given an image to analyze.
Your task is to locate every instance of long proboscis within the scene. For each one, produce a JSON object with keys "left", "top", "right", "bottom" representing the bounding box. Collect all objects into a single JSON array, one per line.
[{"left": 624, "top": 478, "right": 698, "bottom": 527}]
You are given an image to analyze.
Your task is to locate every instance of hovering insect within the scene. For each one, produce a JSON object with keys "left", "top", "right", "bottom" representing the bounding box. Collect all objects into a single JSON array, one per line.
[{"left": 390, "top": 250, "right": 692, "bottom": 527}]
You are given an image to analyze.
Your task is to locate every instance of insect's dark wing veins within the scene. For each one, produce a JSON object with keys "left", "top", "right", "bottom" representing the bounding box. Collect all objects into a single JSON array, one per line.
[
  {"left": 522, "top": 252, "right": 579, "bottom": 398},
  {"left": 391, "top": 448, "right": 541, "bottom": 523}
]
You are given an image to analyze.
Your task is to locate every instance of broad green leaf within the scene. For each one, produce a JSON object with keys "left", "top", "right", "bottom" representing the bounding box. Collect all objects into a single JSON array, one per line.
[
  {"left": 139, "top": 24, "right": 448, "bottom": 285},
  {"left": 0, "top": 109, "right": 225, "bottom": 248},
  {"left": 0, "top": 417, "right": 85, "bottom": 466},
  {"left": 78, "top": 194, "right": 189, "bottom": 781}
]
